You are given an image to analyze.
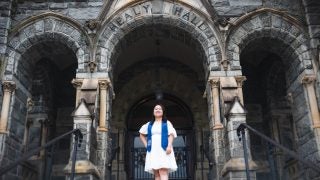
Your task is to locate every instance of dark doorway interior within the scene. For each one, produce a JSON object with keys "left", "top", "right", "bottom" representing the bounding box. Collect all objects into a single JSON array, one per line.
[{"left": 125, "top": 94, "right": 195, "bottom": 180}]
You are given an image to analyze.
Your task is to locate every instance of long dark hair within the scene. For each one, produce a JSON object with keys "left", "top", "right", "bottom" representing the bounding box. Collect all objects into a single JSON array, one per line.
[{"left": 150, "top": 103, "right": 167, "bottom": 124}]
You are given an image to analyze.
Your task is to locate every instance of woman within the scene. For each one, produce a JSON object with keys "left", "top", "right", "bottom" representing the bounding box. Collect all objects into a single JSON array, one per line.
[{"left": 139, "top": 104, "right": 178, "bottom": 180}]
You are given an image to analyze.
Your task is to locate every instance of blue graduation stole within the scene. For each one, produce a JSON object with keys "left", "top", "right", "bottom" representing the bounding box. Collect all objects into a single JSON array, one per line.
[{"left": 147, "top": 119, "right": 168, "bottom": 152}]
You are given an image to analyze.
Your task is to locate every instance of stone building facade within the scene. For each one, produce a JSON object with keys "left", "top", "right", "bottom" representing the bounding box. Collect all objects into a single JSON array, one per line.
[{"left": 0, "top": 0, "right": 320, "bottom": 179}]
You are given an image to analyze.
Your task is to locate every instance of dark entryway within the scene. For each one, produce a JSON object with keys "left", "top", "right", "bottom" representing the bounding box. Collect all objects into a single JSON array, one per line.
[{"left": 125, "top": 94, "right": 195, "bottom": 180}]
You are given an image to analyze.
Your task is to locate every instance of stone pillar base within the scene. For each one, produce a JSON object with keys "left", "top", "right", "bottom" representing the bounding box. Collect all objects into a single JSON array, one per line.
[
  {"left": 222, "top": 158, "right": 257, "bottom": 179},
  {"left": 64, "top": 160, "right": 100, "bottom": 179}
]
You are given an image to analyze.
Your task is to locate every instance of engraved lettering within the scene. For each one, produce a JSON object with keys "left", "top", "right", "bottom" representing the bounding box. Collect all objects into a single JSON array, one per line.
[
  {"left": 109, "top": 23, "right": 118, "bottom": 31},
  {"left": 204, "top": 29, "right": 214, "bottom": 38},
  {"left": 142, "top": 4, "right": 150, "bottom": 13},
  {"left": 173, "top": 5, "right": 183, "bottom": 16},
  {"left": 190, "top": 14, "right": 201, "bottom": 26},
  {"left": 182, "top": 12, "right": 190, "bottom": 21},
  {"left": 198, "top": 22, "right": 208, "bottom": 31},
  {"left": 132, "top": 6, "right": 141, "bottom": 15},
  {"left": 115, "top": 16, "right": 124, "bottom": 26},
  {"left": 124, "top": 13, "right": 133, "bottom": 22}
]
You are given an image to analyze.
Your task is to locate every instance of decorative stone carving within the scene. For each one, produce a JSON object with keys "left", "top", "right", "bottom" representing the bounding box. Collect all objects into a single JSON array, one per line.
[
  {"left": 2, "top": 81, "right": 16, "bottom": 92},
  {"left": 87, "top": 61, "right": 97, "bottom": 73},
  {"left": 85, "top": 20, "right": 100, "bottom": 31},
  {"left": 220, "top": 59, "right": 230, "bottom": 71}
]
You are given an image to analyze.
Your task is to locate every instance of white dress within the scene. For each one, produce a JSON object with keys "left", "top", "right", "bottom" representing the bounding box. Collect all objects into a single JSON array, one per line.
[{"left": 139, "top": 120, "right": 178, "bottom": 174}]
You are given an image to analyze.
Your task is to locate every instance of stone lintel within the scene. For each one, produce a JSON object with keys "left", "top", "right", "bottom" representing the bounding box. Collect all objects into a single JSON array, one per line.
[
  {"left": 64, "top": 160, "right": 100, "bottom": 178},
  {"left": 221, "top": 158, "right": 257, "bottom": 176}
]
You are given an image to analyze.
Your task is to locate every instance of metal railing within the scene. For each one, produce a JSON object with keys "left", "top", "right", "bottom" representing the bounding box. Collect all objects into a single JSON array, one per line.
[
  {"left": 0, "top": 129, "right": 83, "bottom": 180},
  {"left": 237, "top": 123, "right": 320, "bottom": 180}
]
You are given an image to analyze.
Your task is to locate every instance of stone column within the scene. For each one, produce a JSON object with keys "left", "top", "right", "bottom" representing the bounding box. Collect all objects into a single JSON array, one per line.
[
  {"left": 71, "top": 78, "right": 83, "bottom": 107},
  {"left": 209, "top": 78, "right": 223, "bottom": 130},
  {"left": 301, "top": 75, "right": 320, "bottom": 128},
  {"left": 65, "top": 99, "right": 100, "bottom": 179},
  {"left": 0, "top": 81, "right": 15, "bottom": 133},
  {"left": 222, "top": 97, "right": 257, "bottom": 179},
  {"left": 98, "top": 79, "right": 110, "bottom": 132},
  {"left": 235, "top": 76, "right": 246, "bottom": 105},
  {"left": 39, "top": 119, "right": 48, "bottom": 158}
]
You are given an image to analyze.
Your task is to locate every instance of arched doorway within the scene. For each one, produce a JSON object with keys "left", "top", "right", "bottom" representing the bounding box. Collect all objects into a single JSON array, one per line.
[
  {"left": 109, "top": 24, "right": 209, "bottom": 180},
  {"left": 15, "top": 40, "right": 77, "bottom": 179},
  {"left": 126, "top": 94, "right": 194, "bottom": 180},
  {"left": 241, "top": 37, "right": 299, "bottom": 179}
]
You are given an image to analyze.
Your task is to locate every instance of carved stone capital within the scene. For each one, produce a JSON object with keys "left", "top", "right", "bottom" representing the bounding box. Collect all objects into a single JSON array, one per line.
[
  {"left": 301, "top": 75, "right": 316, "bottom": 85},
  {"left": 235, "top": 76, "right": 246, "bottom": 87},
  {"left": 98, "top": 80, "right": 111, "bottom": 90},
  {"left": 209, "top": 78, "right": 220, "bottom": 88},
  {"left": 71, "top": 79, "right": 83, "bottom": 89},
  {"left": 2, "top": 81, "right": 16, "bottom": 92}
]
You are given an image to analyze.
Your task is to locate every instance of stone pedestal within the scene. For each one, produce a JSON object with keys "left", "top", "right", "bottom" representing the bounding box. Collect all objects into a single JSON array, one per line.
[
  {"left": 64, "top": 99, "right": 100, "bottom": 179},
  {"left": 222, "top": 97, "right": 257, "bottom": 180}
]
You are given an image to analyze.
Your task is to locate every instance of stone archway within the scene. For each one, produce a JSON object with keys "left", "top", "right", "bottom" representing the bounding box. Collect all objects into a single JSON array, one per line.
[
  {"left": 4, "top": 14, "right": 90, "bottom": 79},
  {"left": 226, "top": 10, "right": 312, "bottom": 73},
  {"left": 96, "top": 1, "right": 223, "bottom": 74},
  {"left": 95, "top": 2, "right": 223, "bottom": 179},
  {"left": 228, "top": 10, "right": 319, "bottom": 180},
  {"left": 1, "top": 14, "right": 88, "bottom": 179}
]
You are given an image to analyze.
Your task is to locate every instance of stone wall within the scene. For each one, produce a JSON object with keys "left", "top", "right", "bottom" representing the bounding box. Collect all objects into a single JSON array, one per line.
[
  {"left": 12, "top": 0, "right": 104, "bottom": 26},
  {"left": 210, "top": 0, "right": 304, "bottom": 19}
]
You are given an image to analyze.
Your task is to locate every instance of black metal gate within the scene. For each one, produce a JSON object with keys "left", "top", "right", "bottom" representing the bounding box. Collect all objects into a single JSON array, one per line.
[{"left": 130, "top": 134, "right": 192, "bottom": 180}]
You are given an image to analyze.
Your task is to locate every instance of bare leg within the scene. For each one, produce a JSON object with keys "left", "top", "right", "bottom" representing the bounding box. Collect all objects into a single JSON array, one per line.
[
  {"left": 154, "top": 170, "right": 160, "bottom": 180},
  {"left": 159, "top": 168, "right": 169, "bottom": 180}
]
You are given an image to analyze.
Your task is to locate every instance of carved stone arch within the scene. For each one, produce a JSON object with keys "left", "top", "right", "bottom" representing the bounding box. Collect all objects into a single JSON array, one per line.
[
  {"left": 96, "top": 1, "right": 223, "bottom": 76},
  {"left": 4, "top": 14, "right": 91, "bottom": 79},
  {"left": 226, "top": 9, "right": 313, "bottom": 75}
]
